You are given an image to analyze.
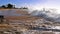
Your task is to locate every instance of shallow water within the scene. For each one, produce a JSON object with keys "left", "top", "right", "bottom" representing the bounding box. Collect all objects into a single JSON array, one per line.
[{"left": 0, "top": 9, "right": 25, "bottom": 16}]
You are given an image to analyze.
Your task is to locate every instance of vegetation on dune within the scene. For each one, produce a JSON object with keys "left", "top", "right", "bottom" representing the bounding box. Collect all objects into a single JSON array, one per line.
[
  {"left": 0, "top": 3, "right": 28, "bottom": 9},
  {"left": 0, "top": 4, "right": 15, "bottom": 9},
  {"left": 1, "top": 5, "right": 6, "bottom": 8},
  {"left": 7, "top": 4, "right": 14, "bottom": 8}
]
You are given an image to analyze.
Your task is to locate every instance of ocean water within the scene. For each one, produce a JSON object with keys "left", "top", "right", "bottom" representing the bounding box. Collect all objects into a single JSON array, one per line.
[{"left": 0, "top": 9, "right": 25, "bottom": 16}]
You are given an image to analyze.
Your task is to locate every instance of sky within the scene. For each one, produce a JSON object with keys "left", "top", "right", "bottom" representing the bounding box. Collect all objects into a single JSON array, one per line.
[{"left": 0, "top": 0, "right": 60, "bottom": 10}]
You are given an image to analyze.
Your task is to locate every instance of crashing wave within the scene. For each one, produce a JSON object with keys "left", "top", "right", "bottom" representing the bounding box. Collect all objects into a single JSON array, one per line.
[{"left": 30, "top": 9, "right": 60, "bottom": 22}]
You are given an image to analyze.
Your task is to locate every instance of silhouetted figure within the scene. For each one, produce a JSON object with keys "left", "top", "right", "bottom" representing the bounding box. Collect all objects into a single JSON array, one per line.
[
  {"left": 0, "top": 15, "right": 4, "bottom": 24},
  {"left": 20, "top": 7, "right": 28, "bottom": 9}
]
